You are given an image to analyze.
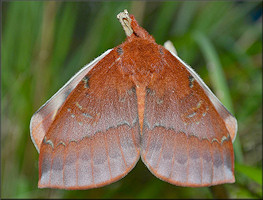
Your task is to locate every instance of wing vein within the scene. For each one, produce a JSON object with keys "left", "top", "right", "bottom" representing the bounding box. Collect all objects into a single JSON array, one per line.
[
  {"left": 90, "top": 140, "right": 95, "bottom": 185},
  {"left": 49, "top": 147, "right": 55, "bottom": 186},
  {"left": 220, "top": 144, "right": 226, "bottom": 182},
  {"left": 76, "top": 142, "right": 79, "bottom": 187},
  {"left": 186, "top": 136, "right": 189, "bottom": 184},
  {"left": 62, "top": 145, "right": 66, "bottom": 187},
  {"left": 210, "top": 143, "right": 214, "bottom": 184},
  {"left": 169, "top": 134, "right": 176, "bottom": 179},
  {"left": 117, "top": 132, "right": 128, "bottom": 170},
  {"left": 156, "top": 134, "right": 166, "bottom": 171},
  {"left": 143, "top": 131, "right": 152, "bottom": 161},
  {"left": 104, "top": 133, "right": 112, "bottom": 179},
  {"left": 200, "top": 143, "right": 203, "bottom": 185}
]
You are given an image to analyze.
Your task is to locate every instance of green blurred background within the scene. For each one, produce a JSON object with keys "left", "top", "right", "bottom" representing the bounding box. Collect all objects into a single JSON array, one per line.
[{"left": 1, "top": 1, "right": 262, "bottom": 199}]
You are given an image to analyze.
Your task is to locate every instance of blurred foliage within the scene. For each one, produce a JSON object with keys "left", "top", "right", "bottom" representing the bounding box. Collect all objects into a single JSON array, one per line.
[{"left": 1, "top": 1, "right": 262, "bottom": 199}]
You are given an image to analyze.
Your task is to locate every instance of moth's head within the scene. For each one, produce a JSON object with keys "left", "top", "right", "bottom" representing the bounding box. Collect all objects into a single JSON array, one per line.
[{"left": 117, "top": 9, "right": 155, "bottom": 43}]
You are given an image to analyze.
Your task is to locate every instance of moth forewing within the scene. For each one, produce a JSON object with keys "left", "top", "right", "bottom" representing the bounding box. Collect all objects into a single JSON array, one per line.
[
  {"left": 30, "top": 49, "right": 113, "bottom": 152},
  {"left": 167, "top": 50, "right": 237, "bottom": 142}
]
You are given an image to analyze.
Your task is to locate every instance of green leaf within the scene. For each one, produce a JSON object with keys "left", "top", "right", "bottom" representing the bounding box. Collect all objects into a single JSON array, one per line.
[{"left": 235, "top": 163, "right": 262, "bottom": 186}]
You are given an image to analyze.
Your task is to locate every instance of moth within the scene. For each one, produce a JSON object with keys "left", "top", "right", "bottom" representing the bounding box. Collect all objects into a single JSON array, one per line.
[{"left": 30, "top": 10, "right": 237, "bottom": 189}]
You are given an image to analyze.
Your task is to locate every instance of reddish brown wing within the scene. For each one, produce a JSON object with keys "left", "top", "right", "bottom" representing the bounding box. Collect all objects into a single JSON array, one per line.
[
  {"left": 141, "top": 48, "right": 235, "bottom": 187},
  {"left": 39, "top": 49, "right": 140, "bottom": 189},
  {"left": 30, "top": 49, "right": 112, "bottom": 152}
]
